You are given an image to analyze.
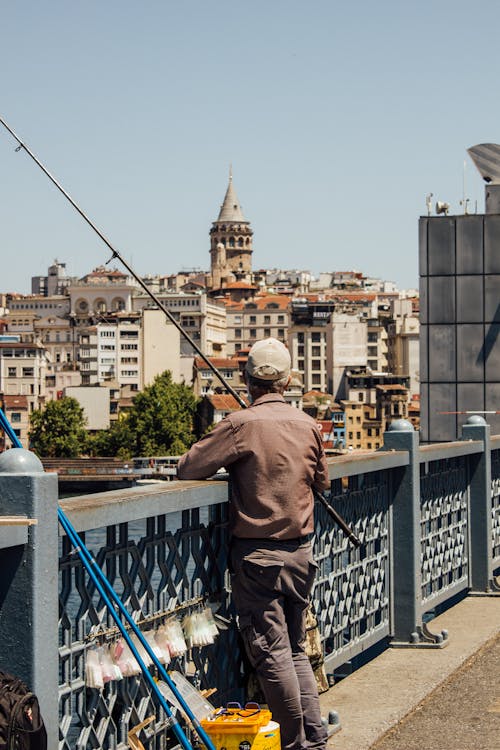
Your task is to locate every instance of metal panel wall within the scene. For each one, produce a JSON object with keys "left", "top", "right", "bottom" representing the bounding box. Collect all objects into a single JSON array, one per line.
[{"left": 420, "top": 212, "right": 500, "bottom": 442}]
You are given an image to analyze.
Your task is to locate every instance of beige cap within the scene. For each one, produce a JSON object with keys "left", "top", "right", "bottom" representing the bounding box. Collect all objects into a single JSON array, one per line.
[{"left": 246, "top": 337, "right": 291, "bottom": 381}]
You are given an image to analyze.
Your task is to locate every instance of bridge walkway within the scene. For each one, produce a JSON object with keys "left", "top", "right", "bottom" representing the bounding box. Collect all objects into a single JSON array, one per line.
[{"left": 320, "top": 595, "right": 500, "bottom": 750}]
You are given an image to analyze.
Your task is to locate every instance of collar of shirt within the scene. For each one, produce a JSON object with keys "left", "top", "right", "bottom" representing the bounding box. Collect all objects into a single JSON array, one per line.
[{"left": 250, "top": 392, "right": 286, "bottom": 407}]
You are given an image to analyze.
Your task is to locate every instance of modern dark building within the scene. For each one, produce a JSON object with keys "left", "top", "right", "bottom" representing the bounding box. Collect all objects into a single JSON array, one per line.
[{"left": 420, "top": 144, "right": 500, "bottom": 441}]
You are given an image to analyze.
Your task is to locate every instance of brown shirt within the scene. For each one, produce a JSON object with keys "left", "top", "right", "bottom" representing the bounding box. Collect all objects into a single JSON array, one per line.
[{"left": 177, "top": 393, "right": 330, "bottom": 540}]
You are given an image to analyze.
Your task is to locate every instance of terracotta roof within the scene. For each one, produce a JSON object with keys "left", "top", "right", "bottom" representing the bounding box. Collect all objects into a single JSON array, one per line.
[
  {"left": 226, "top": 295, "right": 290, "bottom": 312},
  {"left": 3, "top": 395, "right": 28, "bottom": 409},
  {"left": 207, "top": 394, "right": 248, "bottom": 411},
  {"left": 194, "top": 357, "right": 239, "bottom": 369},
  {"left": 225, "top": 282, "right": 258, "bottom": 289}
]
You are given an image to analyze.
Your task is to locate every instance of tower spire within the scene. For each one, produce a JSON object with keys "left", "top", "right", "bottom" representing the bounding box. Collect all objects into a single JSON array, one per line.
[{"left": 217, "top": 168, "right": 245, "bottom": 222}]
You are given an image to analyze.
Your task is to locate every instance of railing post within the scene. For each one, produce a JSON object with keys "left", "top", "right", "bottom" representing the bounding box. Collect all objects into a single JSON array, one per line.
[
  {"left": 461, "top": 415, "right": 496, "bottom": 593},
  {"left": 0, "top": 449, "right": 59, "bottom": 748},
  {"left": 382, "top": 419, "right": 425, "bottom": 643}
]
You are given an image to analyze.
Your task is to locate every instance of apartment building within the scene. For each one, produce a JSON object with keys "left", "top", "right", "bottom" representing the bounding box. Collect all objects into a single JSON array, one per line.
[
  {"left": 0, "top": 341, "right": 48, "bottom": 412},
  {"left": 342, "top": 369, "right": 409, "bottom": 450},
  {"left": 0, "top": 394, "right": 29, "bottom": 448},
  {"left": 225, "top": 295, "right": 290, "bottom": 355},
  {"left": 133, "top": 290, "right": 226, "bottom": 359},
  {"left": 78, "top": 309, "right": 180, "bottom": 390},
  {"left": 386, "top": 299, "right": 420, "bottom": 397},
  {"left": 192, "top": 357, "right": 242, "bottom": 397},
  {"left": 8, "top": 294, "right": 71, "bottom": 320}
]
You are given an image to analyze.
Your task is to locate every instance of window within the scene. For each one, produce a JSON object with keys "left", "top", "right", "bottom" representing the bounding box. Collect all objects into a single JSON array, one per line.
[
  {"left": 235, "top": 328, "right": 242, "bottom": 338},
  {"left": 312, "top": 374, "right": 321, "bottom": 385},
  {"left": 8, "top": 367, "right": 16, "bottom": 377},
  {"left": 264, "top": 315, "right": 271, "bottom": 324},
  {"left": 11, "top": 412, "right": 21, "bottom": 423},
  {"left": 249, "top": 315, "right": 256, "bottom": 324},
  {"left": 368, "top": 346, "right": 378, "bottom": 357},
  {"left": 312, "top": 346, "right": 321, "bottom": 356},
  {"left": 250, "top": 329, "right": 256, "bottom": 338},
  {"left": 311, "top": 332, "right": 321, "bottom": 342},
  {"left": 358, "top": 393, "right": 364, "bottom": 402},
  {"left": 297, "top": 333, "right": 304, "bottom": 344},
  {"left": 278, "top": 328, "right": 285, "bottom": 339},
  {"left": 278, "top": 315, "right": 285, "bottom": 324},
  {"left": 356, "top": 431, "right": 361, "bottom": 439},
  {"left": 22, "top": 368, "right": 34, "bottom": 377},
  {"left": 264, "top": 329, "right": 271, "bottom": 338},
  {"left": 311, "top": 359, "right": 322, "bottom": 370}
]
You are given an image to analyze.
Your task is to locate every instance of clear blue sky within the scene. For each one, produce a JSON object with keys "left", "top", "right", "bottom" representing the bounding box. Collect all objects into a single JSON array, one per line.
[{"left": 0, "top": 1, "right": 497, "bottom": 294}]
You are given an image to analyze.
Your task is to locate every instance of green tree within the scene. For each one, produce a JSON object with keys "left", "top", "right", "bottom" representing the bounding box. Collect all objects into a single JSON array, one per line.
[
  {"left": 89, "top": 415, "right": 133, "bottom": 459},
  {"left": 126, "top": 371, "right": 198, "bottom": 456},
  {"left": 29, "top": 397, "right": 89, "bottom": 457}
]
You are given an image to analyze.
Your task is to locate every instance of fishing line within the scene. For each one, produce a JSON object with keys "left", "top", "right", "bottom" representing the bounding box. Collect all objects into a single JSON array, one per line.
[{"left": 0, "top": 118, "right": 360, "bottom": 541}]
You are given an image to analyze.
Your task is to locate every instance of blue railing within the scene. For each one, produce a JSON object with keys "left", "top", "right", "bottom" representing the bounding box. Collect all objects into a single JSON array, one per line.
[{"left": 0, "top": 418, "right": 499, "bottom": 748}]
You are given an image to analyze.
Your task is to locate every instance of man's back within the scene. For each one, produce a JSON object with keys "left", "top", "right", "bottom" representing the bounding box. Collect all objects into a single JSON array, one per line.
[{"left": 177, "top": 392, "right": 329, "bottom": 539}]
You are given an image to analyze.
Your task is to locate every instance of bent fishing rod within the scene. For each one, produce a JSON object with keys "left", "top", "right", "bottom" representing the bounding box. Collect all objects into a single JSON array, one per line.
[{"left": 0, "top": 115, "right": 360, "bottom": 549}]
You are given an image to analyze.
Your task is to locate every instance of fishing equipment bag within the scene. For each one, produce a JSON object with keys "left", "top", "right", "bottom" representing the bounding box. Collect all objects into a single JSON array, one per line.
[{"left": 0, "top": 671, "right": 47, "bottom": 749}]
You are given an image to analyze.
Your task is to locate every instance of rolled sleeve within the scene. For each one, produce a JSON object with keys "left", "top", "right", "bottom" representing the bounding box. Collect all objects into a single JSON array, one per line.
[
  {"left": 177, "top": 418, "right": 239, "bottom": 480},
  {"left": 313, "top": 440, "right": 330, "bottom": 493}
]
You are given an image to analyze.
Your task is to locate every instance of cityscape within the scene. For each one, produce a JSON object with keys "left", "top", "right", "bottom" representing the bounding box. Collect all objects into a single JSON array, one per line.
[{"left": 0, "top": 172, "right": 421, "bottom": 455}]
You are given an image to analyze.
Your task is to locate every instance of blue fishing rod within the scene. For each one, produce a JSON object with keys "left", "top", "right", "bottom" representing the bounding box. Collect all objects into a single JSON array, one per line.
[{"left": 0, "top": 408, "right": 216, "bottom": 750}]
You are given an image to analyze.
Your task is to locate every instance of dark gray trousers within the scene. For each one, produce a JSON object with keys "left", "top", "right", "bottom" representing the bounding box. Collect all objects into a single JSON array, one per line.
[{"left": 230, "top": 537, "right": 327, "bottom": 750}]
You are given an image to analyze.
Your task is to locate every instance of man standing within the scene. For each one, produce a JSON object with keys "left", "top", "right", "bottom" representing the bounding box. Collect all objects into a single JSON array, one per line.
[{"left": 177, "top": 338, "right": 329, "bottom": 750}]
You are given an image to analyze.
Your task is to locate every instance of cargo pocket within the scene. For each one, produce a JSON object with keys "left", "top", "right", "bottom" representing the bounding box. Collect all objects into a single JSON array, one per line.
[
  {"left": 241, "top": 555, "right": 284, "bottom": 591},
  {"left": 238, "top": 613, "right": 270, "bottom": 669}
]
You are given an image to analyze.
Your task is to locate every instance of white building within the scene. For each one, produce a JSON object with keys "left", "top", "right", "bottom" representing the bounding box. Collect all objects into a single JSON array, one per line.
[
  {"left": 78, "top": 310, "right": 181, "bottom": 390},
  {"left": 0, "top": 341, "right": 48, "bottom": 412}
]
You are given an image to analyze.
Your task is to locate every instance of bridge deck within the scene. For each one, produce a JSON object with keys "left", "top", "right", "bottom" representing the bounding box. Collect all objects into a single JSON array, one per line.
[{"left": 320, "top": 595, "right": 500, "bottom": 749}]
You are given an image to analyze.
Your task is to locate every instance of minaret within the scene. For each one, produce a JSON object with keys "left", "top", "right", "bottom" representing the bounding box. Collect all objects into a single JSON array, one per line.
[{"left": 209, "top": 169, "right": 253, "bottom": 286}]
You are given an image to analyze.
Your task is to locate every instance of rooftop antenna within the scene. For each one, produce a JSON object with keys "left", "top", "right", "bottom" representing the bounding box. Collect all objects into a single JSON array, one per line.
[
  {"left": 460, "top": 159, "right": 470, "bottom": 215},
  {"left": 426, "top": 193, "right": 433, "bottom": 216}
]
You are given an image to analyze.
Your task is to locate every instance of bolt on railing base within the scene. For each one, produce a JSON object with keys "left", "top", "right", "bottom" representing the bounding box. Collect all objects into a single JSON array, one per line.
[
  {"left": 390, "top": 623, "right": 450, "bottom": 649},
  {"left": 322, "top": 711, "right": 342, "bottom": 738}
]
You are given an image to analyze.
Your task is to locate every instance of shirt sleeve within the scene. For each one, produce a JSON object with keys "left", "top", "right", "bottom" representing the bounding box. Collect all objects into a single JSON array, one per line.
[
  {"left": 312, "top": 433, "right": 330, "bottom": 493},
  {"left": 177, "top": 418, "right": 239, "bottom": 480}
]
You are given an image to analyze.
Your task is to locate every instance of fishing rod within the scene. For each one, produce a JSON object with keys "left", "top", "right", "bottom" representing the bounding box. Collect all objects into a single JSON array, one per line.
[
  {"left": 0, "top": 407, "right": 216, "bottom": 750},
  {"left": 0, "top": 115, "right": 360, "bottom": 548},
  {"left": 0, "top": 116, "right": 242, "bottom": 408}
]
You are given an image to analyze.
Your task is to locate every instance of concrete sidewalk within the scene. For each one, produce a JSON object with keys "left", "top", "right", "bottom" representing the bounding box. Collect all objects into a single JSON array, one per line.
[{"left": 319, "top": 595, "right": 500, "bottom": 749}]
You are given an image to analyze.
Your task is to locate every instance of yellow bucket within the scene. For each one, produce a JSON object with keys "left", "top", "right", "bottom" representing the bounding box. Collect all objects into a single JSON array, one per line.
[{"left": 201, "top": 704, "right": 280, "bottom": 750}]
